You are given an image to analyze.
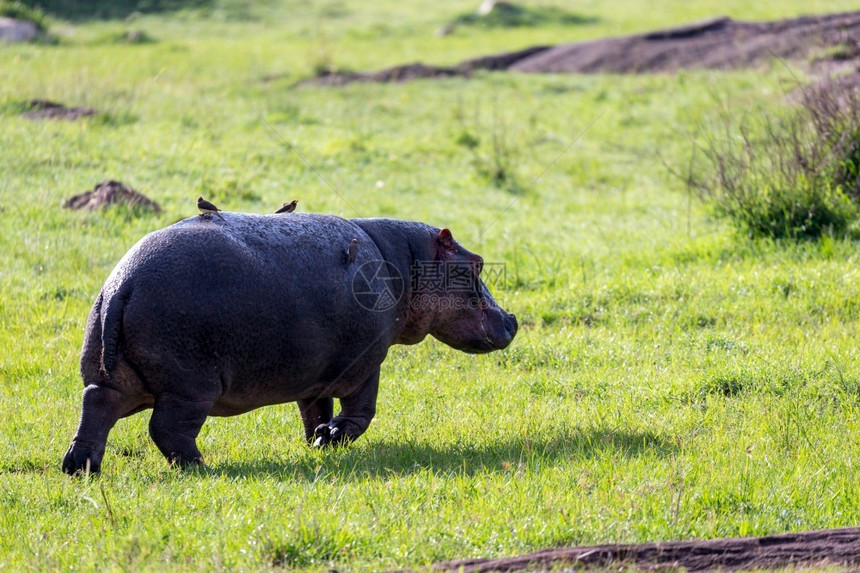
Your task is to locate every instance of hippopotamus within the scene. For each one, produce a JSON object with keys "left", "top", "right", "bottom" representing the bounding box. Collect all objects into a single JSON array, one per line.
[{"left": 62, "top": 213, "right": 517, "bottom": 474}]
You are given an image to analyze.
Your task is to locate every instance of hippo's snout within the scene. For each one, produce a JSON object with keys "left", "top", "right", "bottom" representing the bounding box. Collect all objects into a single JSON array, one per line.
[
  {"left": 492, "top": 311, "right": 517, "bottom": 350},
  {"left": 504, "top": 313, "right": 518, "bottom": 339}
]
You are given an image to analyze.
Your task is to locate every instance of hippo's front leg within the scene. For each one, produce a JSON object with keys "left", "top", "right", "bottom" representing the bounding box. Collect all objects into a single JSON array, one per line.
[{"left": 313, "top": 368, "right": 379, "bottom": 448}]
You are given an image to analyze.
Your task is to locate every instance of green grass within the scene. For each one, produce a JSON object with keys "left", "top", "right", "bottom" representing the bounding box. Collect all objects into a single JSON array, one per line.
[{"left": 2, "top": 0, "right": 860, "bottom": 571}]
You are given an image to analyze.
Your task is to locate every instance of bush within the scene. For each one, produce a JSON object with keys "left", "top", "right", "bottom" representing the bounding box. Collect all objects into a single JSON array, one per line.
[
  {"left": 0, "top": 0, "right": 47, "bottom": 31},
  {"left": 714, "top": 177, "right": 856, "bottom": 240},
  {"left": 12, "top": 0, "right": 209, "bottom": 21},
  {"left": 686, "top": 77, "right": 860, "bottom": 240}
]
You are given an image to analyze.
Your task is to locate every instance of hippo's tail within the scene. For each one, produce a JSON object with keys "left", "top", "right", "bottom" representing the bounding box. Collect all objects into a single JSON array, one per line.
[{"left": 100, "top": 285, "right": 131, "bottom": 374}]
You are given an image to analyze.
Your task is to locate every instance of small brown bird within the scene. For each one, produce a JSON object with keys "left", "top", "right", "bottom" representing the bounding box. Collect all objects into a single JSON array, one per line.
[
  {"left": 275, "top": 200, "right": 298, "bottom": 214},
  {"left": 346, "top": 238, "right": 359, "bottom": 267},
  {"left": 197, "top": 196, "right": 226, "bottom": 221}
]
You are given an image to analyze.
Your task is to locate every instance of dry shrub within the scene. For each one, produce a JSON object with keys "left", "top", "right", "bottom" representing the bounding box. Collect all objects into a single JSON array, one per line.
[{"left": 688, "top": 76, "right": 860, "bottom": 240}]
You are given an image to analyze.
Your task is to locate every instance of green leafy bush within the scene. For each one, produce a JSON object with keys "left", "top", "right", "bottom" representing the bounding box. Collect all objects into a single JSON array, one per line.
[
  {"left": 688, "top": 79, "right": 860, "bottom": 240},
  {"left": 13, "top": 0, "right": 209, "bottom": 20},
  {"left": 713, "top": 177, "right": 856, "bottom": 240},
  {"left": 0, "top": 0, "right": 47, "bottom": 31}
]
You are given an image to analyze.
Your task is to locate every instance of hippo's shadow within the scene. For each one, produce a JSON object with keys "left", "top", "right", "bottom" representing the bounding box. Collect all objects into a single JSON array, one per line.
[{"left": 210, "top": 426, "right": 677, "bottom": 480}]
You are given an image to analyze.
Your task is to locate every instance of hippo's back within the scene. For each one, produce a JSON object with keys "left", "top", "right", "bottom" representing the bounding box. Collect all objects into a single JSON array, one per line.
[
  {"left": 98, "top": 213, "right": 394, "bottom": 403},
  {"left": 124, "top": 212, "right": 362, "bottom": 278}
]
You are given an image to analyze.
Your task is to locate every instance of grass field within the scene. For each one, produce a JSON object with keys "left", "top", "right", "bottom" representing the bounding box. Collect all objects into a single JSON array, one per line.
[{"left": 2, "top": 0, "right": 860, "bottom": 570}]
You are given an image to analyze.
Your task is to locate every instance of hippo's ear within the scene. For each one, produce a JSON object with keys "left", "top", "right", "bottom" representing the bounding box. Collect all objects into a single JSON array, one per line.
[{"left": 437, "top": 228, "right": 457, "bottom": 253}]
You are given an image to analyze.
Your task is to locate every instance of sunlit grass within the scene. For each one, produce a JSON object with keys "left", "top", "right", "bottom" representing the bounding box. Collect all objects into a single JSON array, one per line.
[{"left": 2, "top": 1, "right": 860, "bottom": 571}]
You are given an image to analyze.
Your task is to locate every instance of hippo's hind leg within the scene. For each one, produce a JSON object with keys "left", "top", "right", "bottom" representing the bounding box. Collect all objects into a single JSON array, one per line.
[
  {"left": 297, "top": 397, "right": 333, "bottom": 443},
  {"left": 63, "top": 384, "right": 135, "bottom": 475},
  {"left": 313, "top": 368, "right": 379, "bottom": 448},
  {"left": 148, "top": 394, "right": 213, "bottom": 467}
]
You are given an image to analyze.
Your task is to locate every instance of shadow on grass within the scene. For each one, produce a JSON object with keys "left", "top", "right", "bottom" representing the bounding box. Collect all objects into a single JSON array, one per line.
[
  {"left": 18, "top": 0, "right": 211, "bottom": 21},
  {"left": 4, "top": 428, "right": 672, "bottom": 477},
  {"left": 210, "top": 426, "right": 676, "bottom": 480}
]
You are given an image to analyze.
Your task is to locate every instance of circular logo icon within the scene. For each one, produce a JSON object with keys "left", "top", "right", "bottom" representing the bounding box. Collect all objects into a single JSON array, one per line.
[{"left": 352, "top": 260, "right": 404, "bottom": 312}]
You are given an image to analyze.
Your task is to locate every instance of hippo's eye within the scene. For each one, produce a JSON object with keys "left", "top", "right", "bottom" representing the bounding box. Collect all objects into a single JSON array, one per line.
[{"left": 473, "top": 258, "right": 483, "bottom": 276}]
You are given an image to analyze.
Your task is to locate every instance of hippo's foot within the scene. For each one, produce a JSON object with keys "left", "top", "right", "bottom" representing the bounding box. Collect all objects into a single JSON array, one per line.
[
  {"left": 312, "top": 422, "right": 358, "bottom": 448},
  {"left": 298, "top": 397, "right": 334, "bottom": 444},
  {"left": 62, "top": 441, "right": 103, "bottom": 476},
  {"left": 63, "top": 384, "right": 136, "bottom": 476},
  {"left": 313, "top": 372, "right": 378, "bottom": 448},
  {"left": 149, "top": 394, "right": 212, "bottom": 468},
  {"left": 166, "top": 453, "right": 205, "bottom": 468}
]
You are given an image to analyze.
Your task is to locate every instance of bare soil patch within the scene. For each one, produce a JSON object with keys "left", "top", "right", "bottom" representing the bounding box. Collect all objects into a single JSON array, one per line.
[
  {"left": 22, "top": 99, "right": 97, "bottom": 120},
  {"left": 302, "top": 10, "right": 860, "bottom": 86},
  {"left": 430, "top": 526, "right": 860, "bottom": 572},
  {"left": 63, "top": 180, "right": 161, "bottom": 213},
  {"left": 510, "top": 12, "right": 860, "bottom": 74}
]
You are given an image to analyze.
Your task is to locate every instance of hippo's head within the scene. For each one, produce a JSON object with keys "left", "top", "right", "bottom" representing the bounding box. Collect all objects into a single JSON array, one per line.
[{"left": 404, "top": 228, "right": 517, "bottom": 354}]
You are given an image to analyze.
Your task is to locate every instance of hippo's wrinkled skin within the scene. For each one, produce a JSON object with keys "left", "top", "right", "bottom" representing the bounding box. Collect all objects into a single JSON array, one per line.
[{"left": 62, "top": 214, "right": 517, "bottom": 474}]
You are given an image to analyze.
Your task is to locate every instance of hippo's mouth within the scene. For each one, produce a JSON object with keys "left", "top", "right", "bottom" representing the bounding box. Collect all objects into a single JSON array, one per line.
[{"left": 462, "top": 309, "right": 518, "bottom": 354}]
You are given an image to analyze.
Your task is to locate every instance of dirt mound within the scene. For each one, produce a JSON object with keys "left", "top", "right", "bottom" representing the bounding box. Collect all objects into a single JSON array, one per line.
[
  {"left": 430, "top": 526, "right": 860, "bottom": 572},
  {"left": 512, "top": 12, "right": 860, "bottom": 74},
  {"left": 458, "top": 45, "right": 554, "bottom": 71},
  {"left": 301, "top": 46, "right": 553, "bottom": 86},
  {"left": 22, "top": 99, "right": 97, "bottom": 120},
  {"left": 302, "top": 10, "right": 860, "bottom": 86},
  {"left": 63, "top": 180, "right": 161, "bottom": 213},
  {"left": 311, "top": 62, "right": 464, "bottom": 87}
]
